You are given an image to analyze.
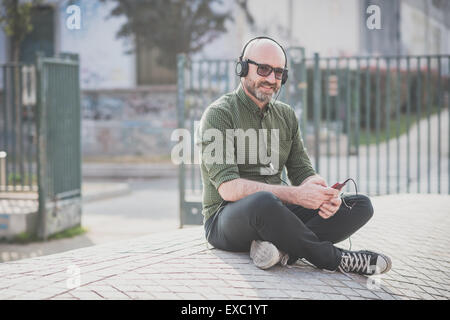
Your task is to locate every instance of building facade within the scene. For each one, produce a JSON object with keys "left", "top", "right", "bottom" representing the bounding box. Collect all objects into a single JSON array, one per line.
[{"left": 0, "top": 0, "right": 448, "bottom": 159}]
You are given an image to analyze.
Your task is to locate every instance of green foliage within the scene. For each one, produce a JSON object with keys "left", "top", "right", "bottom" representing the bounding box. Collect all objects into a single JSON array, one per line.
[
  {"left": 48, "top": 225, "right": 88, "bottom": 240},
  {"left": 0, "top": 0, "right": 42, "bottom": 61},
  {"left": 13, "top": 231, "right": 38, "bottom": 243},
  {"left": 8, "top": 225, "right": 88, "bottom": 244},
  {"left": 101, "top": 0, "right": 253, "bottom": 69},
  {"left": 0, "top": 0, "right": 42, "bottom": 39},
  {"left": 7, "top": 173, "right": 37, "bottom": 185}
]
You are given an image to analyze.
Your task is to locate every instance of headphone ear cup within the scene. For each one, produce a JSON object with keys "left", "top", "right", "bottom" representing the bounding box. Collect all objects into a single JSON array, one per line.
[
  {"left": 281, "top": 69, "right": 288, "bottom": 85},
  {"left": 235, "top": 60, "right": 248, "bottom": 77}
]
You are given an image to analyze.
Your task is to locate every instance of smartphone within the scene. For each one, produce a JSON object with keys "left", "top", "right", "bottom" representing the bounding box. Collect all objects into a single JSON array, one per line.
[{"left": 331, "top": 178, "right": 352, "bottom": 190}]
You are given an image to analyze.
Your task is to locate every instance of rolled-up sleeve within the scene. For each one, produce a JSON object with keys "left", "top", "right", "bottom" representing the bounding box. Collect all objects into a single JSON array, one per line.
[{"left": 195, "top": 105, "right": 240, "bottom": 190}]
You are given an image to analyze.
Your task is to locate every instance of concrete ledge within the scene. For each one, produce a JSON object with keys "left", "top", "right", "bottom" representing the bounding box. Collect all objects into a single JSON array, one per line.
[
  {"left": 82, "top": 163, "right": 177, "bottom": 179},
  {"left": 0, "top": 198, "right": 38, "bottom": 240},
  {"left": 82, "top": 182, "right": 132, "bottom": 203},
  {"left": 0, "top": 182, "right": 131, "bottom": 240},
  {"left": 0, "top": 194, "right": 449, "bottom": 300}
]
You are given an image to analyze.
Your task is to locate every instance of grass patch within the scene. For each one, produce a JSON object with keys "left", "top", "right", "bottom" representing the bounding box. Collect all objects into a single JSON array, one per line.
[
  {"left": 354, "top": 105, "right": 445, "bottom": 146},
  {"left": 7, "top": 225, "right": 88, "bottom": 244},
  {"left": 48, "top": 225, "right": 88, "bottom": 240}
]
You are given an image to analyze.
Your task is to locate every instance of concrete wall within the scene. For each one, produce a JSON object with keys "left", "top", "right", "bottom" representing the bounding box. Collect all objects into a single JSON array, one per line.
[
  {"left": 57, "top": 0, "right": 136, "bottom": 89},
  {"left": 81, "top": 87, "right": 177, "bottom": 159}
]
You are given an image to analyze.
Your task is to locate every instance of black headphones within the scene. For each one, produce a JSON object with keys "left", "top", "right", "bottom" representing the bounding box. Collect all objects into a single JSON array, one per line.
[{"left": 235, "top": 36, "right": 289, "bottom": 85}]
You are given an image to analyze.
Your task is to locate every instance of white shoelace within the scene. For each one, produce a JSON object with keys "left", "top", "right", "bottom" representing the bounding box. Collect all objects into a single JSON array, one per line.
[{"left": 339, "top": 252, "right": 371, "bottom": 274}]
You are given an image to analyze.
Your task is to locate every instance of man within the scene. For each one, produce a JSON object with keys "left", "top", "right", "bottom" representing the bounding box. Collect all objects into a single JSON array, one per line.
[{"left": 196, "top": 36, "right": 392, "bottom": 276}]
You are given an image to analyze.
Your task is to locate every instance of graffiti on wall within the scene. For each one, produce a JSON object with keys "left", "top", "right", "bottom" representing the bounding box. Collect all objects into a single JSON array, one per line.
[{"left": 81, "top": 89, "right": 178, "bottom": 158}]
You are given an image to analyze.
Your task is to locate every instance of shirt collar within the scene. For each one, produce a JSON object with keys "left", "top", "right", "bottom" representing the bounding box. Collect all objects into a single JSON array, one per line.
[{"left": 236, "top": 84, "right": 272, "bottom": 115}]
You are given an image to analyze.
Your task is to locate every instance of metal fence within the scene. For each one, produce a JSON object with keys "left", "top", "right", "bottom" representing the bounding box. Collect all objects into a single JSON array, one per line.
[
  {"left": 307, "top": 54, "right": 449, "bottom": 196},
  {"left": 0, "top": 53, "right": 82, "bottom": 239},
  {"left": 176, "top": 51, "right": 449, "bottom": 227},
  {"left": 0, "top": 63, "right": 38, "bottom": 192}
]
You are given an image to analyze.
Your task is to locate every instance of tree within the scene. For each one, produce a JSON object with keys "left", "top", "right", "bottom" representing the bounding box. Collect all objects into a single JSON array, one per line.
[
  {"left": 101, "top": 0, "right": 254, "bottom": 70},
  {"left": 0, "top": 0, "right": 42, "bottom": 63}
]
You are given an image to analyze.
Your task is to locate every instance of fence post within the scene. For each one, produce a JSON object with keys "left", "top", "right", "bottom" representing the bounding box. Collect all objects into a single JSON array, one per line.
[
  {"left": 0, "top": 151, "right": 6, "bottom": 190},
  {"left": 177, "top": 54, "right": 186, "bottom": 228},
  {"left": 35, "top": 52, "right": 48, "bottom": 240},
  {"left": 313, "top": 53, "right": 321, "bottom": 172}
]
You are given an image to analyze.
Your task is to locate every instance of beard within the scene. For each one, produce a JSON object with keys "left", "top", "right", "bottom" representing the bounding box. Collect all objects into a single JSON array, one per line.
[{"left": 243, "top": 78, "right": 280, "bottom": 104}]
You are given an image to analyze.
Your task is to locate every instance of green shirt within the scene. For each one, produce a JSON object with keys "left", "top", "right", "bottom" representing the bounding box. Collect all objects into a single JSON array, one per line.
[{"left": 196, "top": 84, "right": 316, "bottom": 222}]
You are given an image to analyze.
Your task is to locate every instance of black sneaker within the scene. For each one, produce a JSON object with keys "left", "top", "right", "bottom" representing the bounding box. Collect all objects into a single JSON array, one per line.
[{"left": 338, "top": 249, "right": 392, "bottom": 276}]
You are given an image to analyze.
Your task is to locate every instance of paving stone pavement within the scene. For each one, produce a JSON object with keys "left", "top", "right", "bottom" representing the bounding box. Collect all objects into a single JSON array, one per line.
[{"left": 0, "top": 193, "right": 449, "bottom": 300}]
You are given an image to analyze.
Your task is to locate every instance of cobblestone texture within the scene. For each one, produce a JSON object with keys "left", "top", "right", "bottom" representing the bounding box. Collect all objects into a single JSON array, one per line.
[{"left": 0, "top": 194, "right": 449, "bottom": 300}]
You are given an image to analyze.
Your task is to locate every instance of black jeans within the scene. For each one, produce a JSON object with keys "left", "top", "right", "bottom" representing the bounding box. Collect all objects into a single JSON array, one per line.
[{"left": 204, "top": 191, "right": 374, "bottom": 271}]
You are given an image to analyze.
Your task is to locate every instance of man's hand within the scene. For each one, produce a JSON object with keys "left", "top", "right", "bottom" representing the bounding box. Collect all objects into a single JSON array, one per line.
[
  {"left": 293, "top": 176, "right": 339, "bottom": 209},
  {"left": 318, "top": 197, "right": 342, "bottom": 219}
]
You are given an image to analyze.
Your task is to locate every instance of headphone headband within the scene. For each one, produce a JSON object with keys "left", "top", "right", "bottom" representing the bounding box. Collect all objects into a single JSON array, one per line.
[{"left": 239, "top": 36, "right": 288, "bottom": 68}]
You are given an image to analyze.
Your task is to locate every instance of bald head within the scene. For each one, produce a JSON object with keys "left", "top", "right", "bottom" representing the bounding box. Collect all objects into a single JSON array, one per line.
[{"left": 242, "top": 38, "right": 286, "bottom": 68}]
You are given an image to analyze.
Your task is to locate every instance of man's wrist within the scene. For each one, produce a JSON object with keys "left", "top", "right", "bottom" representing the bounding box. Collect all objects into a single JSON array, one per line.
[{"left": 270, "top": 184, "right": 299, "bottom": 205}]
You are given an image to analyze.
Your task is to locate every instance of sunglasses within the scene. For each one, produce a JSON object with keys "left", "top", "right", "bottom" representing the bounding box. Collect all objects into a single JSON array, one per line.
[{"left": 247, "top": 59, "right": 286, "bottom": 80}]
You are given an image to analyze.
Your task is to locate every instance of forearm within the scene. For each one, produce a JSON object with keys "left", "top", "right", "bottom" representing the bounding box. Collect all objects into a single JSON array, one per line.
[{"left": 218, "top": 178, "right": 296, "bottom": 203}]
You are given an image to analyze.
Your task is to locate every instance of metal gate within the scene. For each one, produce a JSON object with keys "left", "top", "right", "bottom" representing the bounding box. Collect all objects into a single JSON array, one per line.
[
  {"left": 306, "top": 54, "right": 449, "bottom": 196},
  {"left": 36, "top": 53, "right": 82, "bottom": 239},
  {"left": 177, "top": 50, "right": 449, "bottom": 228},
  {"left": 0, "top": 53, "right": 82, "bottom": 239}
]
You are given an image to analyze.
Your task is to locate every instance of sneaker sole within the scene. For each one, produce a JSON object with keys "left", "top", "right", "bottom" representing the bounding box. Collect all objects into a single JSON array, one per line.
[{"left": 250, "top": 240, "right": 281, "bottom": 270}]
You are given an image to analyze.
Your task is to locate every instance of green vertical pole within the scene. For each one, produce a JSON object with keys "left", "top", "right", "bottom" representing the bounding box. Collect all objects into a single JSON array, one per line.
[
  {"left": 190, "top": 118, "right": 195, "bottom": 192},
  {"left": 73, "top": 55, "right": 82, "bottom": 203},
  {"left": 26, "top": 103, "right": 32, "bottom": 189},
  {"left": 375, "top": 57, "right": 380, "bottom": 195},
  {"left": 355, "top": 58, "right": 360, "bottom": 190},
  {"left": 336, "top": 58, "right": 341, "bottom": 184},
  {"left": 426, "top": 56, "right": 431, "bottom": 193},
  {"left": 447, "top": 56, "right": 450, "bottom": 194},
  {"left": 365, "top": 58, "right": 371, "bottom": 195},
  {"left": 2, "top": 66, "right": 8, "bottom": 191},
  {"left": 11, "top": 65, "right": 17, "bottom": 191},
  {"left": 177, "top": 54, "right": 186, "bottom": 228},
  {"left": 385, "top": 58, "right": 391, "bottom": 194},
  {"left": 346, "top": 58, "right": 351, "bottom": 191},
  {"left": 437, "top": 57, "right": 441, "bottom": 194},
  {"left": 325, "top": 58, "right": 330, "bottom": 184},
  {"left": 301, "top": 48, "right": 308, "bottom": 139},
  {"left": 19, "top": 64, "right": 24, "bottom": 190},
  {"left": 36, "top": 53, "right": 48, "bottom": 240},
  {"left": 313, "top": 53, "right": 321, "bottom": 173},
  {"left": 396, "top": 57, "right": 401, "bottom": 193},
  {"left": 406, "top": 57, "right": 411, "bottom": 193},
  {"left": 416, "top": 57, "right": 421, "bottom": 193}
]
